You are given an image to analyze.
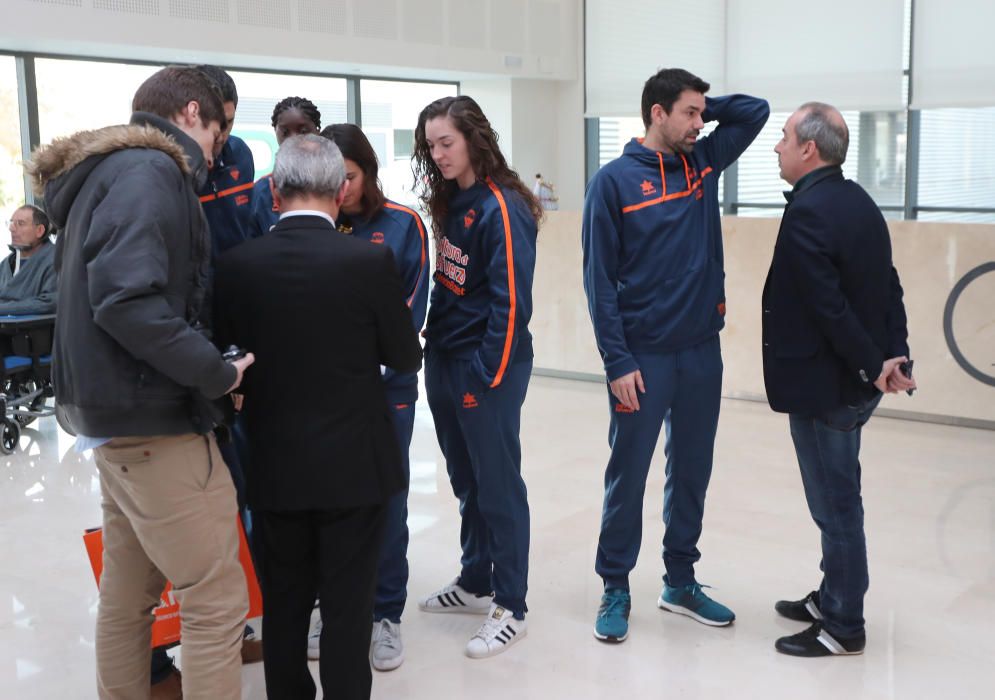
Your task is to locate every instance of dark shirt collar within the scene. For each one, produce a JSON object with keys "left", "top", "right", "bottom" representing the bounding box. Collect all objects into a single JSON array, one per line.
[{"left": 783, "top": 164, "right": 842, "bottom": 203}]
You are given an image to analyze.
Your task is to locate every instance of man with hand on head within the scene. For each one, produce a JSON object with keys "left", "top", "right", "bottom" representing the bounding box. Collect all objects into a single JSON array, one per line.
[{"left": 583, "top": 67, "right": 768, "bottom": 643}]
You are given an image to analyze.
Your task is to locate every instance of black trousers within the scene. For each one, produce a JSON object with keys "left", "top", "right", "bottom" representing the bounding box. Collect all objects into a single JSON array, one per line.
[{"left": 258, "top": 504, "right": 387, "bottom": 700}]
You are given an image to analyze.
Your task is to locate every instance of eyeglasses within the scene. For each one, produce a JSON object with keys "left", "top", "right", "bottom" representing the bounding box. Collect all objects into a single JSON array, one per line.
[{"left": 6, "top": 219, "right": 34, "bottom": 228}]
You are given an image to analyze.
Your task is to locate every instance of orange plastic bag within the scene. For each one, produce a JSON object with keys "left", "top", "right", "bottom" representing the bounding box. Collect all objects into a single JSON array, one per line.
[{"left": 83, "top": 519, "right": 263, "bottom": 647}]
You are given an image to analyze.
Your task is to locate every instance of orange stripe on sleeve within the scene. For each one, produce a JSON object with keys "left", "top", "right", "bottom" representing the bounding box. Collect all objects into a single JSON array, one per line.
[
  {"left": 199, "top": 180, "right": 255, "bottom": 203},
  {"left": 485, "top": 178, "right": 517, "bottom": 389},
  {"left": 384, "top": 201, "right": 428, "bottom": 308}
]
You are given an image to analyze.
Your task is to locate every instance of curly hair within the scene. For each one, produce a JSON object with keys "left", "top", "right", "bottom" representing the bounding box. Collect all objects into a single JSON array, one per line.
[
  {"left": 412, "top": 95, "right": 542, "bottom": 239},
  {"left": 271, "top": 96, "right": 321, "bottom": 130}
]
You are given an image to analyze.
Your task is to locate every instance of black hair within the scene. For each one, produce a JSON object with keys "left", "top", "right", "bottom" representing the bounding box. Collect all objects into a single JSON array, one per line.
[
  {"left": 194, "top": 64, "right": 238, "bottom": 107},
  {"left": 271, "top": 97, "right": 321, "bottom": 130},
  {"left": 641, "top": 68, "right": 710, "bottom": 128}
]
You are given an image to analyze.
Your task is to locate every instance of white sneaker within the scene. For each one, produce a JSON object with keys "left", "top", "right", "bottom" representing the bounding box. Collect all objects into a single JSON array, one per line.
[
  {"left": 465, "top": 604, "right": 527, "bottom": 659},
  {"left": 418, "top": 577, "right": 493, "bottom": 614},
  {"left": 307, "top": 617, "right": 321, "bottom": 660},
  {"left": 370, "top": 619, "right": 404, "bottom": 671}
]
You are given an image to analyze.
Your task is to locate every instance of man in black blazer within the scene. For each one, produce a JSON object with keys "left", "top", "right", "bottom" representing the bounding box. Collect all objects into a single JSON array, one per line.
[
  {"left": 762, "top": 103, "right": 916, "bottom": 657},
  {"left": 214, "top": 134, "right": 422, "bottom": 699}
]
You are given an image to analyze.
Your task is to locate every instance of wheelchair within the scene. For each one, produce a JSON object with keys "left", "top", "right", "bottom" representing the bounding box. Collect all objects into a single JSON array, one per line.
[{"left": 0, "top": 314, "right": 56, "bottom": 454}]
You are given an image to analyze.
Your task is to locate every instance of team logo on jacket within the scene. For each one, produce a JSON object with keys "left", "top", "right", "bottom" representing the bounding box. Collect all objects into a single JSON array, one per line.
[
  {"left": 717, "top": 302, "right": 726, "bottom": 316},
  {"left": 371, "top": 232, "right": 385, "bottom": 244},
  {"left": 435, "top": 235, "right": 469, "bottom": 296},
  {"left": 640, "top": 180, "right": 656, "bottom": 196},
  {"left": 464, "top": 208, "right": 477, "bottom": 229},
  {"left": 463, "top": 393, "right": 479, "bottom": 409},
  {"left": 230, "top": 167, "right": 240, "bottom": 181},
  {"left": 235, "top": 194, "right": 249, "bottom": 206}
]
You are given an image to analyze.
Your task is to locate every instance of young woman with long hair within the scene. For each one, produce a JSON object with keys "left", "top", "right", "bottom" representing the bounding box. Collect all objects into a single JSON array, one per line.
[
  {"left": 412, "top": 95, "right": 541, "bottom": 659},
  {"left": 321, "top": 122, "right": 429, "bottom": 672}
]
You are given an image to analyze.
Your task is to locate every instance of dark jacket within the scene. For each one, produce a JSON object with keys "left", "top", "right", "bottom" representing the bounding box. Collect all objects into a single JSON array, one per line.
[
  {"left": 423, "top": 179, "right": 537, "bottom": 391},
  {"left": 341, "top": 199, "right": 429, "bottom": 403},
  {"left": 0, "top": 239, "right": 57, "bottom": 315},
  {"left": 213, "top": 214, "right": 423, "bottom": 511},
  {"left": 762, "top": 167, "right": 910, "bottom": 416},
  {"left": 30, "top": 112, "right": 237, "bottom": 437},
  {"left": 583, "top": 94, "right": 770, "bottom": 380}
]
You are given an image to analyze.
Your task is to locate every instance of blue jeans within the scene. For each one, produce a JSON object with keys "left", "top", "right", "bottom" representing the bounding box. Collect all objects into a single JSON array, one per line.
[{"left": 788, "top": 394, "right": 882, "bottom": 639}]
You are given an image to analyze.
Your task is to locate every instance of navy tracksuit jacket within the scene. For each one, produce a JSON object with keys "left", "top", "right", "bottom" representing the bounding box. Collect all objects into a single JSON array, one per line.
[
  {"left": 583, "top": 94, "right": 769, "bottom": 590},
  {"left": 424, "top": 178, "right": 537, "bottom": 618}
]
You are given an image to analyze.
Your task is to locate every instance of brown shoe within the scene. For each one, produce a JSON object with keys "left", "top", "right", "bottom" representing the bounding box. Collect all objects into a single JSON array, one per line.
[
  {"left": 241, "top": 637, "right": 264, "bottom": 664},
  {"left": 150, "top": 668, "right": 182, "bottom": 700}
]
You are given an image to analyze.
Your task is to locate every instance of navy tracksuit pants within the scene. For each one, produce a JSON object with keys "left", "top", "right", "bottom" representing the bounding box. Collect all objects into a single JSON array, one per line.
[
  {"left": 425, "top": 350, "right": 531, "bottom": 619},
  {"left": 373, "top": 401, "right": 415, "bottom": 623},
  {"left": 596, "top": 336, "right": 723, "bottom": 591}
]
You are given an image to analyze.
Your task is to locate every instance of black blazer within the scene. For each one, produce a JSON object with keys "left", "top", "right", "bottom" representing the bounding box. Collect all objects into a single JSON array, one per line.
[
  {"left": 214, "top": 214, "right": 422, "bottom": 511},
  {"left": 762, "top": 169, "right": 909, "bottom": 416}
]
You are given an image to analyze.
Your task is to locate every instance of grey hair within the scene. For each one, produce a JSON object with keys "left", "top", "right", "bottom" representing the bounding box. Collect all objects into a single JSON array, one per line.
[
  {"left": 795, "top": 102, "right": 849, "bottom": 165},
  {"left": 272, "top": 133, "right": 346, "bottom": 199}
]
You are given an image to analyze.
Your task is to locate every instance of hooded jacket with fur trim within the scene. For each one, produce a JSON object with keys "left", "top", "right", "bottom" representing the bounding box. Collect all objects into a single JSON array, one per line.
[{"left": 29, "top": 112, "right": 237, "bottom": 437}]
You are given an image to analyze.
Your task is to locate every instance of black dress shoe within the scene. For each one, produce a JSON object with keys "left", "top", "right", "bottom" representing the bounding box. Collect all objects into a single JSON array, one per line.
[
  {"left": 775, "top": 591, "right": 822, "bottom": 622},
  {"left": 775, "top": 622, "right": 865, "bottom": 657}
]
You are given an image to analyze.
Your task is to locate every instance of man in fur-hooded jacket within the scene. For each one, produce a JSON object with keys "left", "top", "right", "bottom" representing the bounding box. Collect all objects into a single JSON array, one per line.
[{"left": 28, "top": 66, "right": 254, "bottom": 700}]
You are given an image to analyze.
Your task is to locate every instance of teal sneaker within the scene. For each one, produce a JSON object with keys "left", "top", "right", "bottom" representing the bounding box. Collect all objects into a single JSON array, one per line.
[
  {"left": 594, "top": 588, "right": 631, "bottom": 643},
  {"left": 658, "top": 582, "right": 735, "bottom": 626}
]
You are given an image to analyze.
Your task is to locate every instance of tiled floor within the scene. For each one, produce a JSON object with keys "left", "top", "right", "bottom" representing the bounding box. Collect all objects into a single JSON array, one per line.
[{"left": 1, "top": 375, "right": 993, "bottom": 698}]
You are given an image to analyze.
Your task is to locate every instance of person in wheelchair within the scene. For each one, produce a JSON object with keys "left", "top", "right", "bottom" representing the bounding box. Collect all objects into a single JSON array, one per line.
[{"left": 1, "top": 204, "right": 57, "bottom": 316}]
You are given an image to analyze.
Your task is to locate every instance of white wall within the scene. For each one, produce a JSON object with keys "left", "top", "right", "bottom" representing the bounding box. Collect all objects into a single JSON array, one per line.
[{"left": 1, "top": 0, "right": 579, "bottom": 83}]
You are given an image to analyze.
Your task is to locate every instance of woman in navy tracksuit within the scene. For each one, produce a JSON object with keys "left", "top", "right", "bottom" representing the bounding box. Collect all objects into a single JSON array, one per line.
[
  {"left": 412, "top": 95, "right": 541, "bottom": 659},
  {"left": 322, "top": 123, "right": 429, "bottom": 671},
  {"left": 248, "top": 96, "right": 322, "bottom": 237}
]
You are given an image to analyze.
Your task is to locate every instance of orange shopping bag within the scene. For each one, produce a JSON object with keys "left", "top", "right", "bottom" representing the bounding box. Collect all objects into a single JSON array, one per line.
[{"left": 83, "top": 519, "right": 263, "bottom": 647}]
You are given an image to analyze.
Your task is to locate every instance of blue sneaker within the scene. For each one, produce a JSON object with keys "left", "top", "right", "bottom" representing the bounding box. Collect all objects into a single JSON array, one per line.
[
  {"left": 594, "top": 588, "right": 631, "bottom": 643},
  {"left": 658, "top": 582, "right": 735, "bottom": 626}
]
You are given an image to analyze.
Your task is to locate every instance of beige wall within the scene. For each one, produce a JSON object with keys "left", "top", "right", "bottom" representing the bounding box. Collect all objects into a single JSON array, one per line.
[{"left": 532, "top": 212, "right": 995, "bottom": 426}]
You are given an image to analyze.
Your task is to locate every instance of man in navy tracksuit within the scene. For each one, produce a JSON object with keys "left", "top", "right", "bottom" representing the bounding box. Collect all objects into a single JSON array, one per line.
[{"left": 583, "top": 68, "right": 768, "bottom": 643}]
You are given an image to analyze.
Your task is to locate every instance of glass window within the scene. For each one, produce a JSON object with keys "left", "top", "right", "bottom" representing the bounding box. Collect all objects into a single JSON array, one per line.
[
  {"left": 35, "top": 58, "right": 161, "bottom": 145},
  {"left": 359, "top": 79, "right": 458, "bottom": 208},
  {"left": 228, "top": 71, "right": 348, "bottom": 180},
  {"left": 1, "top": 56, "right": 24, "bottom": 245},
  {"left": 735, "top": 109, "right": 908, "bottom": 215},
  {"left": 917, "top": 107, "right": 995, "bottom": 223}
]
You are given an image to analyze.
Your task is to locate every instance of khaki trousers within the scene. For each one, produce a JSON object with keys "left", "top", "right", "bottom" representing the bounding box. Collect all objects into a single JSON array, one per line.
[{"left": 94, "top": 433, "right": 247, "bottom": 700}]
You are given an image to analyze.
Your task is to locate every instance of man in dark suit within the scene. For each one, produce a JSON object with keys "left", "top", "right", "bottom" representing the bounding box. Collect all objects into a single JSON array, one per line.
[
  {"left": 213, "top": 134, "right": 422, "bottom": 699},
  {"left": 762, "top": 103, "right": 916, "bottom": 657}
]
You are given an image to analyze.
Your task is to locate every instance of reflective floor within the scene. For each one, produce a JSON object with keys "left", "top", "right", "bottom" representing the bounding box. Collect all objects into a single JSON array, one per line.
[{"left": 1, "top": 376, "right": 993, "bottom": 699}]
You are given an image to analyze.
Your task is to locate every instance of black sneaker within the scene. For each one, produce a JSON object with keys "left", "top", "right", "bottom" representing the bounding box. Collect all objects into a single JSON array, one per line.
[
  {"left": 775, "top": 591, "right": 822, "bottom": 622},
  {"left": 775, "top": 622, "right": 865, "bottom": 657}
]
